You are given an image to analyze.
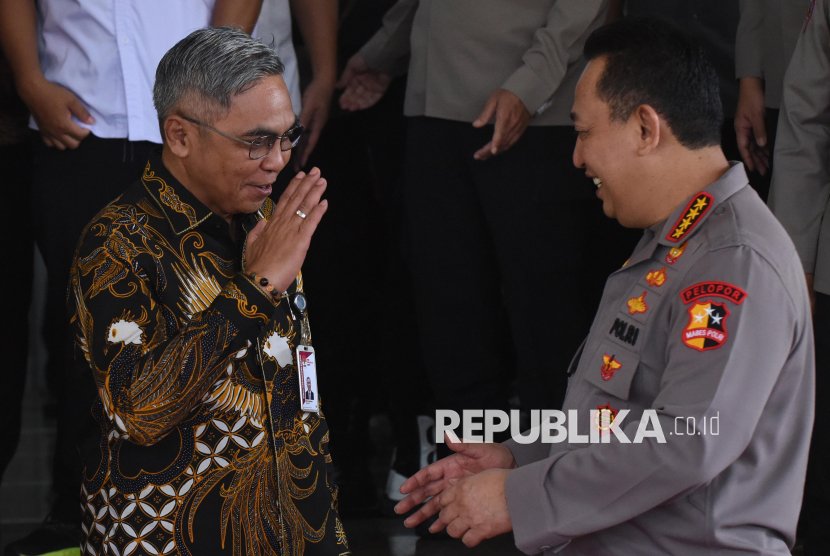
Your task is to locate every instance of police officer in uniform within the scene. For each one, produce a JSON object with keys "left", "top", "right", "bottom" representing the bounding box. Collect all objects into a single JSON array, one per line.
[
  {"left": 734, "top": 0, "right": 805, "bottom": 198},
  {"left": 394, "top": 19, "right": 814, "bottom": 555},
  {"left": 769, "top": 1, "right": 830, "bottom": 553}
]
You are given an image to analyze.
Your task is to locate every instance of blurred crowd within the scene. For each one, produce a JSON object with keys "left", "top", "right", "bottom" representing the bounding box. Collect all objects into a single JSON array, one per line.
[{"left": 0, "top": 0, "right": 826, "bottom": 555}]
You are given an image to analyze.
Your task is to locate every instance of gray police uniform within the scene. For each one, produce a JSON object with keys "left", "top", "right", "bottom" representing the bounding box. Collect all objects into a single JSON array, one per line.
[
  {"left": 504, "top": 163, "right": 814, "bottom": 555},
  {"left": 769, "top": 1, "right": 830, "bottom": 553},
  {"left": 736, "top": 0, "right": 805, "bottom": 111},
  {"left": 770, "top": 0, "right": 830, "bottom": 293}
]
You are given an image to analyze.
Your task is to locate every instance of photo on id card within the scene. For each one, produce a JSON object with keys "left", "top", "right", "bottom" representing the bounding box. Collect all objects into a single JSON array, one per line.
[{"left": 297, "top": 345, "right": 319, "bottom": 412}]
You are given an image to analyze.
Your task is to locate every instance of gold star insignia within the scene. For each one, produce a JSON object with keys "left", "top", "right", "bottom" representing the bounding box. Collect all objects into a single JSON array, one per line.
[{"left": 693, "top": 197, "right": 709, "bottom": 211}]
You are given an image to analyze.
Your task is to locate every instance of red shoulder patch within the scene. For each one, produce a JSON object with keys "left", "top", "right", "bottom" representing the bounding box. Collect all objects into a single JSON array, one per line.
[
  {"left": 680, "top": 282, "right": 748, "bottom": 305},
  {"left": 666, "top": 192, "right": 713, "bottom": 243}
]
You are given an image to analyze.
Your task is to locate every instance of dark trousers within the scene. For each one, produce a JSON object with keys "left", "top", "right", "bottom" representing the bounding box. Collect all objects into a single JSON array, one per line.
[
  {"left": 0, "top": 141, "right": 35, "bottom": 485},
  {"left": 32, "top": 134, "right": 156, "bottom": 521},
  {"left": 403, "top": 117, "right": 606, "bottom": 419},
  {"left": 803, "top": 292, "right": 830, "bottom": 555}
]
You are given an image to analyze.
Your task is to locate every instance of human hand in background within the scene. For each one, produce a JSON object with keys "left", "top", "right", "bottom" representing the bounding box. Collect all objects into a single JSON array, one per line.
[
  {"left": 472, "top": 88, "right": 531, "bottom": 161},
  {"left": 20, "top": 77, "right": 94, "bottom": 149},
  {"left": 294, "top": 77, "right": 335, "bottom": 169},
  {"left": 337, "top": 52, "right": 392, "bottom": 111},
  {"left": 735, "top": 77, "right": 769, "bottom": 175}
]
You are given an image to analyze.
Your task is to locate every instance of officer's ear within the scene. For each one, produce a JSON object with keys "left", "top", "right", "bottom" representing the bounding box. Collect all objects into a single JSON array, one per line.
[
  {"left": 164, "top": 115, "right": 192, "bottom": 158},
  {"left": 633, "top": 104, "right": 661, "bottom": 155}
]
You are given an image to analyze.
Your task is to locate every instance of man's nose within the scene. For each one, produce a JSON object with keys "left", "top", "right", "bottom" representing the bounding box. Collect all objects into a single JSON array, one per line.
[
  {"left": 260, "top": 144, "right": 289, "bottom": 173},
  {"left": 572, "top": 139, "right": 585, "bottom": 169}
]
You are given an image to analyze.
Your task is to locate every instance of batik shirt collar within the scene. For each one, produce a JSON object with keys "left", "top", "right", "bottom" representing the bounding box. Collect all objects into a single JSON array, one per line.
[{"left": 140, "top": 148, "right": 215, "bottom": 236}]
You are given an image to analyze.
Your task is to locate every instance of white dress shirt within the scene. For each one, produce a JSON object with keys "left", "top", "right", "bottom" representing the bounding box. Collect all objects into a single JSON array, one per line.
[
  {"left": 253, "top": 0, "right": 302, "bottom": 113},
  {"left": 35, "top": 0, "right": 215, "bottom": 144}
]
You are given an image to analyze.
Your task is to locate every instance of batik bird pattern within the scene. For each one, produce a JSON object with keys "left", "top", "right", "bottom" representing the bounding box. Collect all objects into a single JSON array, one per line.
[{"left": 69, "top": 152, "right": 348, "bottom": 556}]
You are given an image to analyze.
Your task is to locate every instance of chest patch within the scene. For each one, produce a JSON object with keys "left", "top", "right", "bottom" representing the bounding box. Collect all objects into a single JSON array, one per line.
[
  {"left": 600, "top": 354, "right": 622, "bottom": 381},
  {"left": 682, "top": 301, "right": 729, "bottom": 351},
  {"left": 609, "top": 317, "right": 640, "bottom": 347},
  {"left": 646, "top": 267, "right": 667, "bottom": 287},
  {"left": 627, "top": 292, "right": 648, "bottom": 315},
  {"left": 666, "top": 242, "right": 688, "bottom": 264},
  {"left": 595, "top": 403, "right": 619, "bottom": 432}
]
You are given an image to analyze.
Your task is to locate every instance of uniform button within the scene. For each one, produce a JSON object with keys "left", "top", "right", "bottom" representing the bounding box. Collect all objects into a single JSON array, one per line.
[
  {"left": 714, "top": 206, "right": 725, "bottom": 215},
  {"left": 121, "top": 36, "right": 130, "bottom": 44}
]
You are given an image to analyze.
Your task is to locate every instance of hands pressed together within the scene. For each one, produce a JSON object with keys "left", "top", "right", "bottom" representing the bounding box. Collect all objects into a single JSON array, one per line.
[
  {"left": 394, "top": 435, "right": 518, "bottom": 547},
  {"left": 244, "top": 168, "right": 329, "bottom": 294}
]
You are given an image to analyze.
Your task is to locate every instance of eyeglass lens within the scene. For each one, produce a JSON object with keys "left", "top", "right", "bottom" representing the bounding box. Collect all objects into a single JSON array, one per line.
[{"left": 249, "top": 126, "right": 304, "bottom": 159}]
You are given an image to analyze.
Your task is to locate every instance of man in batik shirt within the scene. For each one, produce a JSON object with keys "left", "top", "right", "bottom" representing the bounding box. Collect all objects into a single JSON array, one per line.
[{"left": 68, "top": 27, "right": 348, "bottom": 556}]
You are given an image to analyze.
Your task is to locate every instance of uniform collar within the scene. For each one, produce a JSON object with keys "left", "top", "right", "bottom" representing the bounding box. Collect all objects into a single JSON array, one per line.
[
  {"left": 655, "top": 161, "right": 748, "bottom": 247},
  {"left": 141, "top": 148, "right": 214, "bottom": 236},
  {"left": 617, "top": 162, "right": 749, "bottom": 271}
]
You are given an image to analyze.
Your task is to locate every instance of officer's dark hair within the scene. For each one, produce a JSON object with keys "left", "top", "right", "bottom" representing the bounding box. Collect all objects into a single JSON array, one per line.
[{"left": 583, "top": 17, "right": 723, "bottom": 149}]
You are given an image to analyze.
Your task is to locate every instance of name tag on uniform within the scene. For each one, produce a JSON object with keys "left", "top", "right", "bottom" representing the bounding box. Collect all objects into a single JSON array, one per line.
[{"left": 297, "top": 345, "right": 319, "bottom": 413}]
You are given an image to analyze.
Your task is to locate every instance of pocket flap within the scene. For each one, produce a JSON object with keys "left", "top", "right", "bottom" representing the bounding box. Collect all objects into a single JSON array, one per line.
[{"left": 583, "top": 343, "right": 640, "bottom": 401}]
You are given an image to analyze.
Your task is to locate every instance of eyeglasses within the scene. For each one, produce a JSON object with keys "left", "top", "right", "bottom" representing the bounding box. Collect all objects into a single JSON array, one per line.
[{"left": 181, "top": 116, "right": 304, "bottom": 159}]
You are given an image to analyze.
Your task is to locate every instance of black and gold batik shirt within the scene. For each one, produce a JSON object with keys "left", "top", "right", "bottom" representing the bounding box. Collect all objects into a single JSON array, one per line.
[{"left": 68, "top": 150, "right": 348, "bottom": 556}]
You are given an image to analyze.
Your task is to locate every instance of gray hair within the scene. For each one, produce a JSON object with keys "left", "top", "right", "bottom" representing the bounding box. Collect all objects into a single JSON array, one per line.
[{"left": 153, "top": 26, "right": 285, "bottom": 138}]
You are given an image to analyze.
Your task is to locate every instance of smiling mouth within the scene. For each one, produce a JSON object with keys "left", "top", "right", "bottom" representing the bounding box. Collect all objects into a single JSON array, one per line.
[{"left": 593, "top": 177, "right": 602, "bottom": 189}]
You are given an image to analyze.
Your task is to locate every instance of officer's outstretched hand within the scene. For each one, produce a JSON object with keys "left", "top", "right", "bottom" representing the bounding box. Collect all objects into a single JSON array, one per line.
[
  {"left": 394, "top": 435, "right": 517, "bottom": 527},
  {"left": 429, "top": 468, "right": 513, "bottom": 547}
]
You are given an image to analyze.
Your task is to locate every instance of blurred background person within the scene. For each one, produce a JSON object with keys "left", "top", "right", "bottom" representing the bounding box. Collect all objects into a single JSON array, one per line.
[
  {"left": 734, "top": 0, "right": 803, "bottom": 200},
  {"left": 267, "top": 0, "right": 435, "bottom": 515},
  {"left": 0, "top": 1, "right": 263, "bottom": 555},
  {"left": 768, "top": 1, "right": 830, "bottom": 554},
  {"left": 254, "top": 0, "right": 337, "bottom": 170},
  {"left": 337, "top": 1, "right": 632, "bottom": 481},
  {"left": 610, "top": 0, "right": 802, "bottom": 203}
]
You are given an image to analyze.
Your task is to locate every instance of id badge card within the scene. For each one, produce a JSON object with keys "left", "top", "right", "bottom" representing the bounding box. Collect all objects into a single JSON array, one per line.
[{"left": 297, "top": 345, "right": 319, "bottom": 413}]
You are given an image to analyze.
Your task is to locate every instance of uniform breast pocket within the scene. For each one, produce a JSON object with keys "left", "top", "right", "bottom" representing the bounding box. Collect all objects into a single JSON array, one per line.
[{"left": 583, "top": 342, "right": 640, "bottom": 401}]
